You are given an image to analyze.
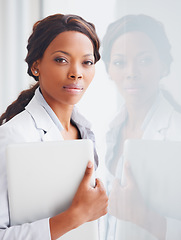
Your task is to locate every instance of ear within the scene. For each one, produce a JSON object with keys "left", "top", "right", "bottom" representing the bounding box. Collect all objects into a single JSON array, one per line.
[{"left": 31, "top": 60, "right": 40, "bottom": 77}]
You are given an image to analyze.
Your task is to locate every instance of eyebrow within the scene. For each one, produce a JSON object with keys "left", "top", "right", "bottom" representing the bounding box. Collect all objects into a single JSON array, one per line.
[
  {"left": 112, "top": 51, "right": 153, "bottom": 57},
  {"left": 51, "top": 50, "right": 71, "bottom": 56},
  {"left": 137, "top": 51, "right": 153, "bottom": 56},
  {"left": 51, "top": 50, "right": 94, "bottom": 57}
]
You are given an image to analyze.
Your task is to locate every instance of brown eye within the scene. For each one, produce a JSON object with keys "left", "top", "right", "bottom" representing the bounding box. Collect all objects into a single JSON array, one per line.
[
  {"left": 113, "top": 59, "right": 126, "bottom": 68},
  {"left": 139, "top": 56, "right": 153, "bottom": 65},
  {"left": 83, "top": 60, "right": 94, "bottom": 66},
  {"left": 54, "top": 57, "right": 67, "bottom": 63}
]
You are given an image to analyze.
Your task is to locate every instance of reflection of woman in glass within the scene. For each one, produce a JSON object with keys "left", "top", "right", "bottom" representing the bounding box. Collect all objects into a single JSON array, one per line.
[{"left": 102, "top": 14, "right": 181, "bottom": 240}]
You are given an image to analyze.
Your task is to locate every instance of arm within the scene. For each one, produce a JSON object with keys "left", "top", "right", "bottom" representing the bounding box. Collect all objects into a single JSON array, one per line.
[
  {"left": 0, "top": 124, "right": 108, "bottom": 240},
  {"left": 0, "top": 219, "right": 51, "bottom": 240},
  {"left": 0, "top": 161, "right": 108, "bottom": 240},
  {"left": 108, "top": 162, "right": 166, "bottom": 240},
  {"left": 50, "top": 161, "right": 108, "bottom": 239}
]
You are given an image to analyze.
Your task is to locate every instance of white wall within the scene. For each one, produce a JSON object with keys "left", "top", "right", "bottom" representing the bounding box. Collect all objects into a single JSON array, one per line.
[{"left": 0, "top": 0, "right": 42, "bottom": 112}]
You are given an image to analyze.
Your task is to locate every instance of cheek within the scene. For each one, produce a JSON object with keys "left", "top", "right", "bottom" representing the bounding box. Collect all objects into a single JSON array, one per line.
[
  {"left": 40, "top": 66, "right": 65, "bottom": 84},
  {"left": 142, "top": 61, "right": 162, "bottom": 80},
  {"left": 109, "top": 67, "right": 125, "bottom": 89},
  {"left": 39, "top": 64, "right": 53, "bottom": 81},
  {"left": 142, "top": 69, "right": 161, "bottom": 90},
  {"left": 109, "top": 63, "right": 124, "bottom": 80}
]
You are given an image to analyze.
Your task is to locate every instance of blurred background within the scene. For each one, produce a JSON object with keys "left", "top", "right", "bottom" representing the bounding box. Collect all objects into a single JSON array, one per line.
[{"left": 0, "top": 0, "right": 181, "bottom": 161}]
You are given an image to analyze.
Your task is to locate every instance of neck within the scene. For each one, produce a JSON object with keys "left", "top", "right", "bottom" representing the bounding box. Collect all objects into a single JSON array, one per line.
[
  {"left": 50, "top": 103, "right": 74, "bottom": 131},
  {"left": 125, "top": 93, "right": 158, "bottom": 130}
]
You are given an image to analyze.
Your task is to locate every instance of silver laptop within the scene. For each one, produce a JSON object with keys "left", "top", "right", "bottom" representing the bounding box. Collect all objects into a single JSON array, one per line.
[
  {"left": 6, "top": 139, "right": 99, "bottom": 240},
  {"left": 122, "top": 139, "right": 181, "bottom": 219},
  {"left": 115, "top": 139, "right": 181, "bottom": 240}
]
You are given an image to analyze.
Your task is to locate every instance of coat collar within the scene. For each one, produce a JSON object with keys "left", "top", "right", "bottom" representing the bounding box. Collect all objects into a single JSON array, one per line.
[
  {"left": 107, "top": 93, "right": 175, "bottom": 141},
  {"left": 142, "top": 94, "right": 174, "bottom": 140},
  {"left": 25, "top": 92, "right": 99, "bottom": 166},
  {"left": 25, "top": 89, "right": 92, "bottom": 141},
  {"left": 105, "top": 94, "right": 176, "bottom": 172},
  {"left": 25, "top": 96, "right": 64, "bottom": 141}
]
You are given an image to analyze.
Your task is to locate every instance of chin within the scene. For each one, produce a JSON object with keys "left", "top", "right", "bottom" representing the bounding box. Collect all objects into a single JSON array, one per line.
[
  {"left": 65, "top": 98, "right": 83, "bottom": 106},
  {"left": 125, "top": 95, "right": 146, "bottom": 104}
]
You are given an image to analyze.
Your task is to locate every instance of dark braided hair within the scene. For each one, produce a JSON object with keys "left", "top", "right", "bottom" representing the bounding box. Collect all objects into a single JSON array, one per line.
[{"left": 0, "top": 83, "right": 39, "bottom": 125}]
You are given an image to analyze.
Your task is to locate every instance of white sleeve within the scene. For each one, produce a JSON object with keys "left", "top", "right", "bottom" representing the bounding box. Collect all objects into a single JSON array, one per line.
[
  {"left": 166, "top": 217, "right": 181, "bottom": 240},
  {"left": 0, "top": 219, "right": 51, "bottom": 240},
  {"left": 0, "top": 124, "right": 51, "bottom": 239}
]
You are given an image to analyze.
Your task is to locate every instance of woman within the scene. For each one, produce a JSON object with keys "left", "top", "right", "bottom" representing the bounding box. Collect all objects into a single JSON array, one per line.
[
  {"left": 0, "top": 14, "right": 108, "bottom": 239},
  {"left": 102, "top": 14, "right": 181, "bottom": 240}
]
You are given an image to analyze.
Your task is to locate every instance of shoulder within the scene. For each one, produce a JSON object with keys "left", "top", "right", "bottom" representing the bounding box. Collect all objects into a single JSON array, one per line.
[
  {"left": 149, "top": 94, "right": 181, "bottom": 125},
  {"left": 157, "top": 96, "right": 181, "bottom": 140},
  {"left": 0, "top": 109, "right": 40, "bottom": 143},
  {"left": 161, "top": 96, "right": 181, "bottom": 126},
  {"left": 167, "top": 109, "right": 181, "bottom": 139}
]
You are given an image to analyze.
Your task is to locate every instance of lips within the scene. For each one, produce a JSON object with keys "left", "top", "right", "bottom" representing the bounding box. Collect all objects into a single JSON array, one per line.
[
  {"left": 124, "top": 85, "right": 143, "bottom": 94},
  {"left": 63, "top": 84, "right": 84, "bottom": 94}
]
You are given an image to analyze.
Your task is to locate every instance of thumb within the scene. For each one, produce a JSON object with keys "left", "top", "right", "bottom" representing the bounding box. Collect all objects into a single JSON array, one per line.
[{"left": 82, "top": 161, "right": 94, "bottom": 185}]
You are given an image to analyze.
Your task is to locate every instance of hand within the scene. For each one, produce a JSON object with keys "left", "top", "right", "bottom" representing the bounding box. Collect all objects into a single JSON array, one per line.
[
  {"left": 108, "top": 161, "right": 146, "bottom": 224},
  {"left": 70, "top": 161, "right": 108, "bottom": 224},
  {"left": 49, "top": 161, "right": 108, "bottom": 240},
  {"left": 108, "top": 162, "right": 167, "bottom": 240}
]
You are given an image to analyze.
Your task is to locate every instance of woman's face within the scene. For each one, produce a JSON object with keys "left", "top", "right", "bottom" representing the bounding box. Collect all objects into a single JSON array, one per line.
[
  {"left": 108, "top": 31, "right": 165, "bottom": 106},
  {"left": 32, "top": 31, "right": 95, "bottom": 109}
]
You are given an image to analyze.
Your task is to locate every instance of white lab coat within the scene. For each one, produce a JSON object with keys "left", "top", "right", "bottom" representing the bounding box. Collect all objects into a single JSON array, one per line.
[
  {"left": 106, "top": 93, "right": 181, "bottom": 172},
  {"left": 105, "top": 93, "right": 181, "bottom": 240},
  {"left": 0, "top": 92, "right": 97, "bottom": 240}
]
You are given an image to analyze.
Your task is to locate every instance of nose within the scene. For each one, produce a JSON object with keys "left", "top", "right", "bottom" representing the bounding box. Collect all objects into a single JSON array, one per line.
[
  {"left": 126, "top": 62, "right": 139, "bottom": 80},
  {"left": 68, "top": 64, "right": 83, "bottom": 80},
  {"left": 68, "top": 73, "right": 83, "bottom": 80}
]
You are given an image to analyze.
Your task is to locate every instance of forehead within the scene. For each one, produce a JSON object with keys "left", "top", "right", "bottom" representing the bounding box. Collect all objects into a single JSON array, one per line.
[
  {"left": 46, "top": 31, "right": 94, "bottom": 54},
  {"left": 111, "top": 31, "right": 158, "bottom": 56}
]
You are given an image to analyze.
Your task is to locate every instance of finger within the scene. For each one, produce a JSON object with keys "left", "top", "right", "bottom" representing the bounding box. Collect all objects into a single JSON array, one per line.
[
  {"left": 81, "top": 161, "right": 94, "bottom": 185},
  {"left": 95, "top": 178, "right": 106, "bottom": 191}
]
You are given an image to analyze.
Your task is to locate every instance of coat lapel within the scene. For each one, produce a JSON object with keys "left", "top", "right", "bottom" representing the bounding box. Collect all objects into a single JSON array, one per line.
[
  {"left": 143, "top": 95, "right": 174, "bottom": 140},
  {"left": 41, "top": 126, "right": 64, "bottom": 141},
  {"left": 25, "top": 96, "right": 64, "bottom": 141}
]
